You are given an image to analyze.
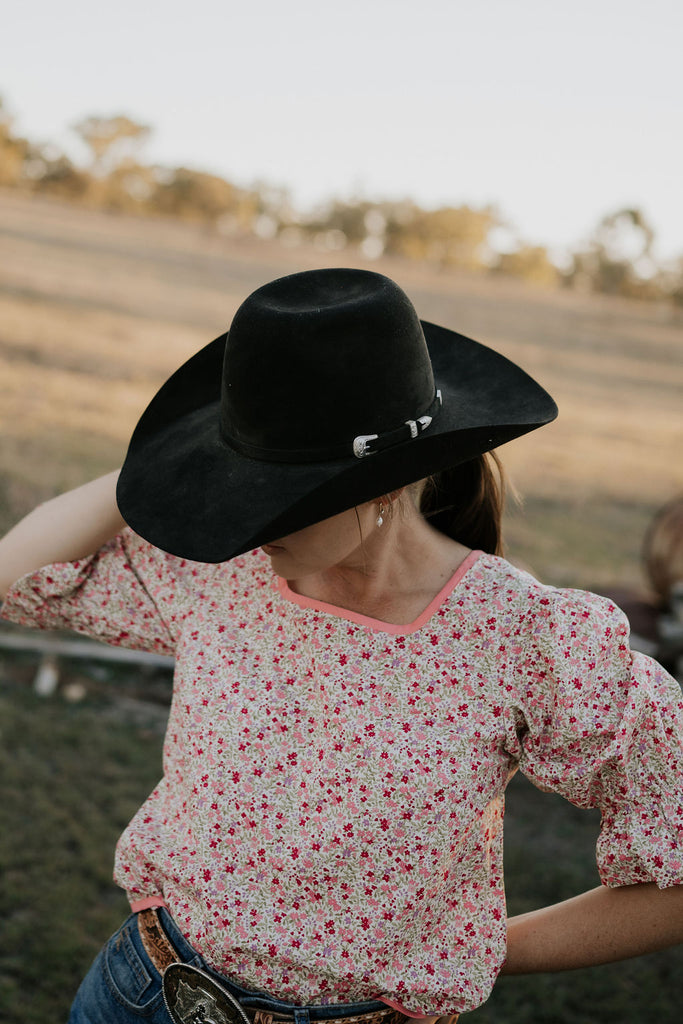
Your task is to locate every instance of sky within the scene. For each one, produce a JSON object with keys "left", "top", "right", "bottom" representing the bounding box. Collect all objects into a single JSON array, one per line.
[{"left": 3, "top": 0, "right": 682, "bottom": 264}]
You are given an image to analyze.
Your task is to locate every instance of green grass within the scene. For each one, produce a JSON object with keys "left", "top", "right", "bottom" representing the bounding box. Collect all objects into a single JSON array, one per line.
[
  {"left": 503, "top": 493, "right": 657, "bottom": 591},
  {"left": 1, "top": 669, "right": 682, "bottom": 1023},
  {"left": 0, "top": 673, "right": 166, "bottom": 1023}
]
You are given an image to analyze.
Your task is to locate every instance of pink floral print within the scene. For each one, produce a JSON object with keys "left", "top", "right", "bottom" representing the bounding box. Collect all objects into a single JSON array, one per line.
[{"left": 2, "top": 530, "right": 682, "bottom": 1014}]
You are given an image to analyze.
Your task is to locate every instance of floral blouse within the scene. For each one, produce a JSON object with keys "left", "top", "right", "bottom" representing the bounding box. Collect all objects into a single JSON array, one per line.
[{"left": 2, "top": 530, "right": 682, "bottom": 1015}]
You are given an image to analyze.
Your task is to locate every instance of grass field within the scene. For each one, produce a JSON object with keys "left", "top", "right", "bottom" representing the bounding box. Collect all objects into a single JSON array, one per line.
[{"left": 1, "top": 191, "right": 682, "bottom": 1022}]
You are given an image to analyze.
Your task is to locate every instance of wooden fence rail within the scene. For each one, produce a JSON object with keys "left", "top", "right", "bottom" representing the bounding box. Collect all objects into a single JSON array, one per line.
[{"left": 0, "top": 629, "right": 174, "bottom": 696}]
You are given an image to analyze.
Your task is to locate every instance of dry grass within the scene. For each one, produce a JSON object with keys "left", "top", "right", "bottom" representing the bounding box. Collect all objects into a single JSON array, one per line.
[{"left": 1, "top": 189, "right": 681, "bottom": 590}]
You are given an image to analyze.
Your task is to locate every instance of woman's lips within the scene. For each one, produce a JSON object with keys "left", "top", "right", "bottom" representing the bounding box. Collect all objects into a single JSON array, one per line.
[{"left": 261, "top": 543, "right": 284, "bottom": 554}]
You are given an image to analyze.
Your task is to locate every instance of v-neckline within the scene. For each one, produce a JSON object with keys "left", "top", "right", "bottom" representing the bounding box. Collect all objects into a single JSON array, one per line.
[{"left": 276, "top": 550, "right": 482, "bottom": 635}]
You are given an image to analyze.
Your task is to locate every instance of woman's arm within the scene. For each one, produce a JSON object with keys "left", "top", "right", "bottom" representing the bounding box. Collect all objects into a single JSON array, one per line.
[
  {"left": 408, "top": 884, "right": 683, "bottom": 1024},
  {"left": 0, "top": 470, "right": 125, "bottom": 599},
  {"left": 502, "top": 881, "right": 683, "bottom": 973}
]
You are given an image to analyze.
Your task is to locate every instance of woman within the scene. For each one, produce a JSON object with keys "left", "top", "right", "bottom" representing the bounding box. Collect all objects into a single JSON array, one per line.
[{"left": 1, "top": 268, "right": 682, "bottom": 1023}]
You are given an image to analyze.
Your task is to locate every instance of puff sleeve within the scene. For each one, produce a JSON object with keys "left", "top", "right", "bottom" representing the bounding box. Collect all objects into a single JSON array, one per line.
[
  {"left": 0, "top": 527, "right": 197, "bottom": 656},
  {"left": 503, "top": 588, "right": 683, "bottom": 889}
]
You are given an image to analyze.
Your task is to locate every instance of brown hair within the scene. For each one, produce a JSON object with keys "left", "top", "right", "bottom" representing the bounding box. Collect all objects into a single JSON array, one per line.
[
  {"left": 418, "top": 452, "right": 506, "bottom": 555},
  {"left": 643, "top": 494, "right": 683, "bottom": 606}
]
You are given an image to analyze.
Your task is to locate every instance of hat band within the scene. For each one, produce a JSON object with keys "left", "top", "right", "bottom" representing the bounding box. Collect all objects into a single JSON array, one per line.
[{"left": 221, "top": 390, "right": 443, "bottom": 465}]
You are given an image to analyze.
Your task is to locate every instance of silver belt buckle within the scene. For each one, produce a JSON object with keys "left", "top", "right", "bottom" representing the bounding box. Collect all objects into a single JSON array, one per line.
[{"left": 163, "top": 963, "right": 252, "bottom": 1024}]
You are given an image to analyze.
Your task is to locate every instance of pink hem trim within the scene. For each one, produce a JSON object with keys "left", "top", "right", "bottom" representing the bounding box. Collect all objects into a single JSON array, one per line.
[
  {"left": 129, "top": 895, "right": 167, "bottom": 912},
  {"left": 278, "top": 550, "right": 482, "bottom": 635},
  {"left": 377, "top": 997, "right": 428, "bottom": 1018}
]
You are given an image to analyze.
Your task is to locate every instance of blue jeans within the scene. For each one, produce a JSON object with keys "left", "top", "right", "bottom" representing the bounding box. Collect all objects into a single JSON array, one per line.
[{"left": 68, "top": 909, "right": 391, "bottom": 1023}]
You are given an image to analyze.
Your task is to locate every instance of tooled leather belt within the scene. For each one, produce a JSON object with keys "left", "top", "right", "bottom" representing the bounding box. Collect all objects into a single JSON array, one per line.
[{"left": 138, "top": 907, "right": 414, "bottom": 1024}]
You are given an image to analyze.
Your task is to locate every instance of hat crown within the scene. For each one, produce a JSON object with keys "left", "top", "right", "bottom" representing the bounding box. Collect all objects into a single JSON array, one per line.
[{"left": 220, "top": 269, "right": 436, "bottom": 457}]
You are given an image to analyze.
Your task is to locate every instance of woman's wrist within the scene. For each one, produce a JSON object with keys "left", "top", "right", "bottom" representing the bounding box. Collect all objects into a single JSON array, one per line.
[{"left": 502, "top": 882, "right": 683, "bottom": 974}]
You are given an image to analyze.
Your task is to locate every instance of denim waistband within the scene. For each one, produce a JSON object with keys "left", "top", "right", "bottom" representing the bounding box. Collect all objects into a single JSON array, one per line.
[{"left": 155, "top": 908, "right": 390, "bottom": 1020}]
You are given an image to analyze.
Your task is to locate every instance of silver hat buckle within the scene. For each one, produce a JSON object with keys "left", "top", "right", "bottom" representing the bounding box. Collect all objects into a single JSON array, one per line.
[
  {"left": 352, "top": 434, "right": 379, "bottom": 458},
  {"left": 352, "top": 390, "right": 442, "bottom": 460}
]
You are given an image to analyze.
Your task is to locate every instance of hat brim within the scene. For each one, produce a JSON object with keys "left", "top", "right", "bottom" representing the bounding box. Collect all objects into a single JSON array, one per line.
[{"left": 116, "top": 322, "right": 557, "bottom": 562}]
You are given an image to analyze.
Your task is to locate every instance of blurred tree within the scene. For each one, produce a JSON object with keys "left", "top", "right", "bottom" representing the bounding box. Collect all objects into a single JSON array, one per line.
[
  {"left": 25, "top": 143, "right": 89, "bottom": 199},
  {"left": 95, "top": 158, "right": 158, "bottom": 212},
  {"left": 150, "top": 166, "right": 246, "bottom": 224},
  {"left": 672, "top": 263, "right": 683, "bottom": 307},
  {"left": 304, "top": 199, "right": 372, "bottom": 245},
  {"left": 3, "top": 92, "right": 679, "bottom": 306},
  {"left": 247, "top": 181, "right": 297, "bottom": 239},
  {"left": 0, "top": 95, "right": 29, "bottom": 186},
  {"left": 71, "top": 114, "right": 151, "bottom": 174},
  {"left": 595, "top": 207, "right": 654, "bottom": 265},
  {"left": 660, "top": 256, "right": 683, "bottom": 307},
  {"left": 492, "top": 245, "right": 559, "bottom": 287},
  {"left": 385, "top": 204, "right": 497, "bottom": 270},
  {"left": 567, "top": 207, "right": 658, "bottom": 297},
  {"left": 252, "top": 181, "right": 295, "bottom": 221}
]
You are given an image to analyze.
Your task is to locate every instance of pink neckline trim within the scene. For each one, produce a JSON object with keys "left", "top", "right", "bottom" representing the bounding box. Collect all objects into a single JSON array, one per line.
[{"left": 277, "top": 550, "right": 482, "bottom": 635}]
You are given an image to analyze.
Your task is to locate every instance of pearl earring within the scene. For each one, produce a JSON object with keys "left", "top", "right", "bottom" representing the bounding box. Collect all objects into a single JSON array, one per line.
[{"left": 376, "top": 501, "right": 385, "bottom": 527}]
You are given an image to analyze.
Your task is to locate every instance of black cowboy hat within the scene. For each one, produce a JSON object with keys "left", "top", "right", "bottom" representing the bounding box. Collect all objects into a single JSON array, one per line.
[{"left": 116, "top": 268, "right": 557, "bottom": 562}]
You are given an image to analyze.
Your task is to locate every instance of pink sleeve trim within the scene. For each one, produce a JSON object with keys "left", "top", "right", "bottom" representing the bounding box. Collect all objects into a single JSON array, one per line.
[
  {"left": 278, "top": 549, "right": 482, "bottom": 635},
  {"left": 129, "top": 895, "right": 167, "bottom": 912}
]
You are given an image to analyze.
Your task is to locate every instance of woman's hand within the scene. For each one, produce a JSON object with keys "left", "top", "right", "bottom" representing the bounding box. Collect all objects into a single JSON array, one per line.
[
  {"left": 0, "top": 470, "right": 125, "bottom": 598},
  {"left": 502, "top": 881, "right": 683, "bottom": 973}
]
